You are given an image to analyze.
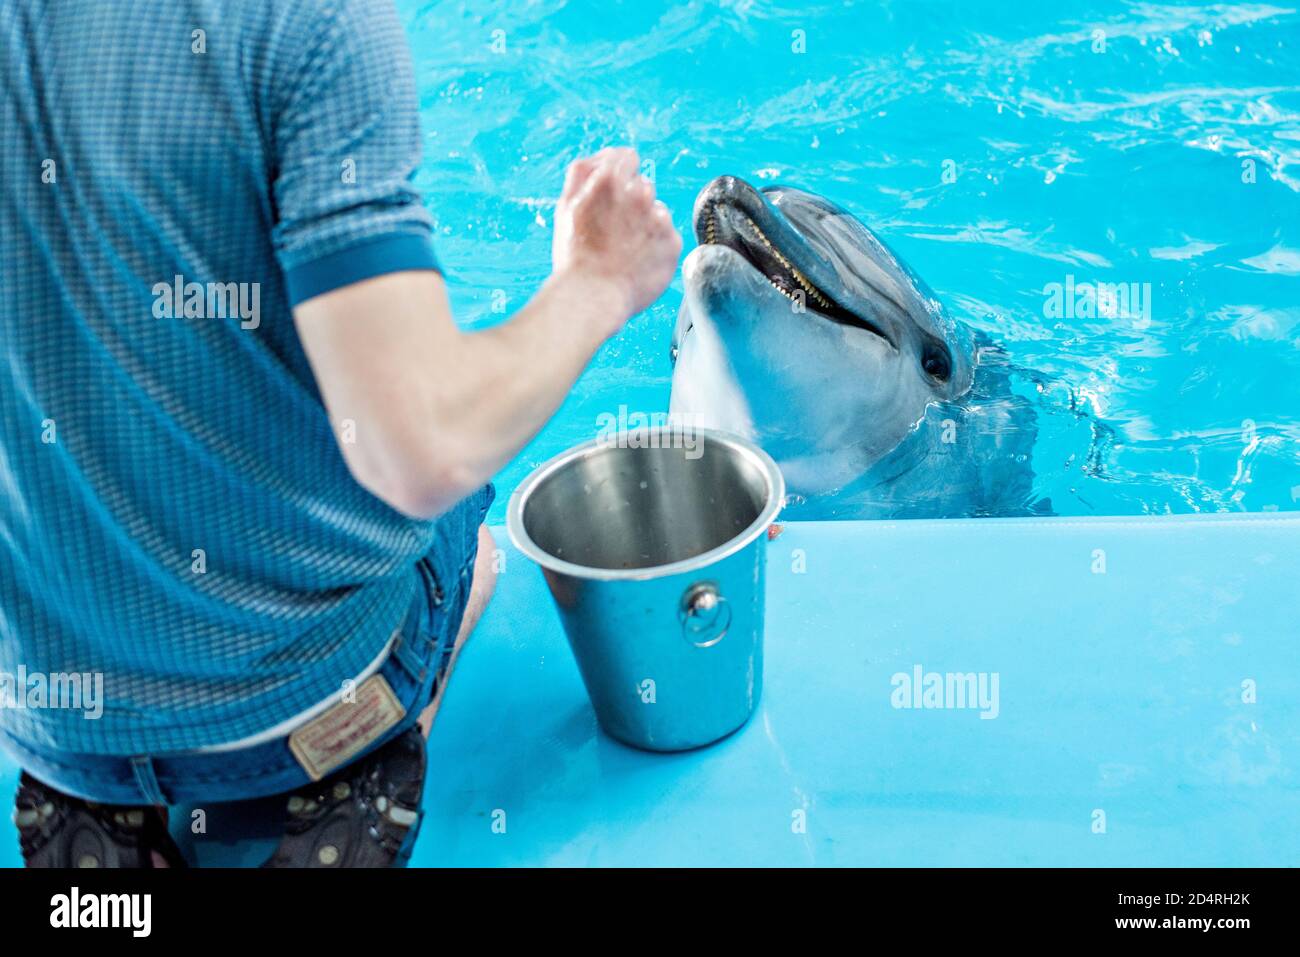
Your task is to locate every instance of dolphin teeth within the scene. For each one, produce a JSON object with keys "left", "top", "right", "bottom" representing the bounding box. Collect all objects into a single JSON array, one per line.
[
  {"left": 703, "top": 203, "right": 717, "bottom": 245},
  {"left": 704, "top": 202, "right": 835, "bottom": 312},
  {"left": 769, "top": 278, "right": 792, "bottom": 299},
  {"left": 741, "top": 214, "right": 833, "bottom": 309}
]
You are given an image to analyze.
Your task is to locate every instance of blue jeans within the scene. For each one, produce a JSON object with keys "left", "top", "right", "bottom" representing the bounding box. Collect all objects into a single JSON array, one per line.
[{"left": 1, "top": 484, "right": 494, "bottom": 805}]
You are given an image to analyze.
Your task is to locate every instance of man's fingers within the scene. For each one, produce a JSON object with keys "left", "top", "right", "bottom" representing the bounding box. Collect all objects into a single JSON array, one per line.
[
  {"left": 563, "top": 157, "right": 594, "bottom": 191},
  {"left": 609, "top": 148, "right": 640, "bottom": 185},
  {"left": 562, "top": 147, "right": 622, "bottom": 198},
  {"left": 561, "top": 147, "right": 661, "bottom": 227},
  {"left": 626, "top": 174, "right": 655, "bottom": 208},
  {"left": 568, "top": 147, "right": 644, "bottom": 197},
  {"left": 586, "top": 146, "right": 623, "bottom": 166}
]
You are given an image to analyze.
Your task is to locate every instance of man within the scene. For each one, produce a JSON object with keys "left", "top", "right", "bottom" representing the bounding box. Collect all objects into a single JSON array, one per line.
[{"left": 0, "top": 0, "right": 679, "bottom": 867}]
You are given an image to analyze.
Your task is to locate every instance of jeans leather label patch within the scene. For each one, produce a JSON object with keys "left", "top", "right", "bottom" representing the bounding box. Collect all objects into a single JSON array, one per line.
[{"left": 288, "top": 673, "right": 406, "bottom": 781}]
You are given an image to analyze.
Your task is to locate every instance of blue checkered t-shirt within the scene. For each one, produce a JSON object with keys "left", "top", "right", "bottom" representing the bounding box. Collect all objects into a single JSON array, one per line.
[{"left": 0, "top": 0, "right": 458, "bottom": 754}]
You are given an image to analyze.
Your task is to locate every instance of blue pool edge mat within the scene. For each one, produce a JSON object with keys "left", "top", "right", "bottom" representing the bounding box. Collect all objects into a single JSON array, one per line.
[{"left": 1, "top": 512, "right": 1295, "bottom": 866}]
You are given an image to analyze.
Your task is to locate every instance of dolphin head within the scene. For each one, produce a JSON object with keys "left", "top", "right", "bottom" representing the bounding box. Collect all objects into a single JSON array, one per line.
[{"left": 670, "top": 175, "right": 975, "bottom": 493}]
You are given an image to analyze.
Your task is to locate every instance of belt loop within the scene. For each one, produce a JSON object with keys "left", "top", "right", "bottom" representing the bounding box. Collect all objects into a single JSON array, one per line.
[
  {"left": 392, "top": 638, "right": 428, "bottom": 683},
  {"left": 419, "top": 557, "right": 444, "bottom": 608},
  {"left": 129, "top": 755, "right": 168, "bottom": 806},
  {"left": 391, "top": 579, "right": 431, "bottom": 682}
]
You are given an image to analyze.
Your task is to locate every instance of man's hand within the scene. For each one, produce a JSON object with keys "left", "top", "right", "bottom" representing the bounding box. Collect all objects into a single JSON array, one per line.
[
  {"left": 551, "top": 148, "right": 681, "bottom": 337},
  {"left": 293, "top": 147, "right": 682, "bottom": 519}
]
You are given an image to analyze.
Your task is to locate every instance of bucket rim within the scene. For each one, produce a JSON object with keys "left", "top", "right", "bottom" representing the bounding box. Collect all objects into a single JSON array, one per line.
[{"left": 505, "top": 427, "right": 785, "bottom": 582}]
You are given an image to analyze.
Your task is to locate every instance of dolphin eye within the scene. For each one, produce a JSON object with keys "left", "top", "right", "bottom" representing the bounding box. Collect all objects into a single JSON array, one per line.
[{"left": 922, "top": 346, "right": 951, "bottom": 382}]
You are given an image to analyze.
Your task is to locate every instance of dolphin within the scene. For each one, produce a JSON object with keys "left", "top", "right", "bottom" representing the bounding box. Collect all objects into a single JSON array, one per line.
[{"left": 669, "top": 175, "right": 1045, "bottom": 520}]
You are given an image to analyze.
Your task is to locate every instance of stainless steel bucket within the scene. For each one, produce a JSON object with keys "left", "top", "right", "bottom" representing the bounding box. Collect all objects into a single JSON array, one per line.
[{"left": 507, "top": 427, "right": 784, "bottom": 751}]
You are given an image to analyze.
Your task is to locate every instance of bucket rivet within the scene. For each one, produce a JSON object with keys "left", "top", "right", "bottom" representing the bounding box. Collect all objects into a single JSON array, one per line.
[{"left": 680, "top": 583, "right": 731, "bottom": 648}]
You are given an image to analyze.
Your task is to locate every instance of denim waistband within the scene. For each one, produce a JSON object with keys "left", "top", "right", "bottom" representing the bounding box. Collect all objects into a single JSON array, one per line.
[{"left": 1, "top": 484, "right": 493, "bottom": 805}]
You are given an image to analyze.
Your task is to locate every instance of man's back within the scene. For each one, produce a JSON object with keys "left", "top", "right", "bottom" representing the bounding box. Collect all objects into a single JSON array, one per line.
[{"left": 0, "top": 0, "right": 442, "bottom": 754}]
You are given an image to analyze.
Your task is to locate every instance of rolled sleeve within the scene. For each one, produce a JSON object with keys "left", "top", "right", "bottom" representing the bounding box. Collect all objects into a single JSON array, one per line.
[{"left": 271, "top": 0, "right": 439, "bottom": 305}]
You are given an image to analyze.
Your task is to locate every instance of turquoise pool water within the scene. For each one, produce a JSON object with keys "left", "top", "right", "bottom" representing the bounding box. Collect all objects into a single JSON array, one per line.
[{"left": 401, "top": 0, "right": 1300, "bottom": 521}]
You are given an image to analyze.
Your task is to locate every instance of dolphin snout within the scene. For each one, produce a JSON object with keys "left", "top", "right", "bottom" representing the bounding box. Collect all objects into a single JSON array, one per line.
[
  {"left": 699, "top": 174, "right": 750, "bottom": 201},
  {"left": 693, "top": 175, "right": 765, "bottom": 238}
]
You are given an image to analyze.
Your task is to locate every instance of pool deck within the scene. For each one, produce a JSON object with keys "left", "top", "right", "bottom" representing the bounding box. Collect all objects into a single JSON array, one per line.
[{"left": 2, "top": 513, "right": 1297, "bottom": 866}]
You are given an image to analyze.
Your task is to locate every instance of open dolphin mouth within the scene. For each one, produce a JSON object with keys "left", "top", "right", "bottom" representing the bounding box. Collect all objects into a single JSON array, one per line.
[{"left": 692, "top": 176, "right": 895, "bottom": 347}]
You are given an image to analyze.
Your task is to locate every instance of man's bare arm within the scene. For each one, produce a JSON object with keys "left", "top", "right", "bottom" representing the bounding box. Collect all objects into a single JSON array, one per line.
[{"left": 292, "top": 148, "right": 681, "bottom": 518}]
